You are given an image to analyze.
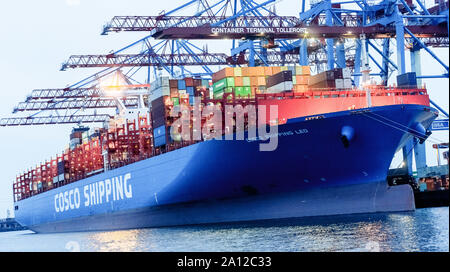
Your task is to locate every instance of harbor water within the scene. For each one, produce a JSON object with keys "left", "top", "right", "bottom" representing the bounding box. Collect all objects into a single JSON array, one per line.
[{"left": 0, "top": 207, "right": 448, "bottom": 252}]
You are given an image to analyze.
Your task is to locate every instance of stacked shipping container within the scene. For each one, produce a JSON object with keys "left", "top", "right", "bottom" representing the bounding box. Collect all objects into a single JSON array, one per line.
[
  {"left": 396, "top": 72, "right": 417, "bottom": 89},
  {"left": 308, "top": 67, "right": 352, "bottom": 89},
  {"left": 15, "top": 65, "right": 426, "bottom": 202},
  {"left": 13, "top": 115, "right": 154, "bottom": 201},
  {"left": 212, "top": 66, "right": 311, "bottom": 98},
  {"left": 149, "top": 76, "right": 210, "bottom": 147}
]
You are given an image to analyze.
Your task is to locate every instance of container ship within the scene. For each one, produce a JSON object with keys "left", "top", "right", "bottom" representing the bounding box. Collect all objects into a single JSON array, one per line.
[{"left": 12, "top": 66, "right": 437, "bottom": 233}]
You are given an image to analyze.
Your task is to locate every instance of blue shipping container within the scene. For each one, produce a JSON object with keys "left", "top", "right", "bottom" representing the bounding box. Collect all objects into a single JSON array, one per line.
[
  {"left": 154, "top": 135, "right": 166, "bottom": 147},
  {"left": 153, "top": 125, "right": 166, "bottom": 138},
  {"left": 153, "top": 125, "right": 166, "bottom": 147},
  {"left": 178, "top": 80, "right": 186, "bottom": 90},
  {"left": 186, "top": 86, "right": 194, "bottom": 96}
]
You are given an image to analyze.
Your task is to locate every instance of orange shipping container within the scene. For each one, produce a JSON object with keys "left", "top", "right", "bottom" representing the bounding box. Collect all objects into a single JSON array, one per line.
[
  {"left": 250, "top": 76, "right": 258, "bottom": 86},
  {"left": 255, "top": 67, "right": 265, "bottom": 76},
  {"left": 248, "top": 67, "right": 258, "bottom": 77},
  {"left": 294, "top": 85, "right": 308, "bottom": 93},
  {"left": 296, "top": 75, "right": 310, "bottom": 85},
  {"left": 241, "top": 67, "right": 251, "bottom": 77},
  {"left": 302, "top": 66, "right": 311, "bottom": 75},
  {"left": 247, "top": 67, "right": 265, "bottom": 77},
  {"left": 234, "top": 77, "right": 243, "bottom": 87},
  {"left": 264, "top": 66, "right": 273, "bottom": 76},
  {"left": 257, "top": 76, "right": 266, "bottom": 86},
  {"left": 212, "top": 67, "right": 235, "bottom": 82},
  {"left": 272, "top": 66, "right": 281, "bottom": 75}
]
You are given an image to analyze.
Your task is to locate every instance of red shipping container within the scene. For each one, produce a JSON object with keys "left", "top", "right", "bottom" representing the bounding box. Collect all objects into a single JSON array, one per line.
[
  {"left": 212, "top": 68, "right": 234, "bottom": 82},
  {"left": 185, "top": 77, "right": 194, "bottom": 87},
  {"left": 169, "top": 79, "right": 178, "bottom": 88},
  {"left": 180, "top": 98, "right": 189, "bottom": 105},
  {"left": 193, "top": 79, "right": 202, "bottom": 87}
]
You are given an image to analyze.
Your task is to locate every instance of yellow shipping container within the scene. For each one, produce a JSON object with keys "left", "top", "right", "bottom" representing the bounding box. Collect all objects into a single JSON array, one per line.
[
  {"left": 280, "top": 66, "right": 288, "bottom": 71},
  {"left": 234, "top": 67, "right": 242, "bottom": 77},
  {"left": 295, "top": 66, "right": 303, "bottom": 75}
]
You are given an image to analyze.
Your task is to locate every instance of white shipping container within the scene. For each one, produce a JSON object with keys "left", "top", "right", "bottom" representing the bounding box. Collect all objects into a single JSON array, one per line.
[
  {"left": 335, "top": 79, "right": 344, "bottom": 89},
  {"left": 344, "top": 78, "right": 352, "bottom": 88},
  {"left": 150, "top": 77, "right": 170, "bottom": 91},
  {"left": 53, "top": 174, "right": 65, "bottom": 184},
  {"left": 343, "top": 67, "right": 352, "bottom": 79},
  {"left": 266, "top": 81, "right": 293, "bottom": 93},
  {"left": 150, "top": 86, "right": 170, "bottom": 102}
]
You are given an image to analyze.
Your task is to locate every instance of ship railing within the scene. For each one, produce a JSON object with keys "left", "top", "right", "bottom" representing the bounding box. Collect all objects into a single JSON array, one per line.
[{"left": 254, "top": 86, "right": 428, "bottom": 100}]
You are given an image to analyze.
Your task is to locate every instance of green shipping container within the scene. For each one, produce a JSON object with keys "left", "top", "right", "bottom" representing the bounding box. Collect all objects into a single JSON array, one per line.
[
  {"left": 235, "top": 86, "right": 244, "bottom": 96},
  {"left": 212, "top": 78, "right": 227, "bottom": 92},
  {"left": 224, "top": 87, "right": 233, "bottom": 93},
  {"left": 212, "top": 77, "right": 235, "bottom": 92},
  {"left": 172, "top": 97, "right": 179, "bottom": 106},
  {"left": 242, "top": 86, "right": 252, "bottom": 96},
  {"left": 213, "top": 91, "right": 224, "bottom": 99},
  {"left": 243, "top": 77, "right": 251, "bottom": 86},
  {"left": 226, "top": 77, "right": 235, "bottom": 87}
]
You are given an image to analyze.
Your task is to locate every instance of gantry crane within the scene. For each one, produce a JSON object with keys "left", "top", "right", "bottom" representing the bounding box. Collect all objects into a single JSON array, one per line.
[{"left": 0, "top": 0, "right": 448, "bottom": 178}]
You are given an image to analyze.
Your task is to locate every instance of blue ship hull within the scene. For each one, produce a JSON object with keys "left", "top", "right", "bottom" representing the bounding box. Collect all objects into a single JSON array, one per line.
[{"left": 15, "top": 104, "right": 437, "bottom": 233}]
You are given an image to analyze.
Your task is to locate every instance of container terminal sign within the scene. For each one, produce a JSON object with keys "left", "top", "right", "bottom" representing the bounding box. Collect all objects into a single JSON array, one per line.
[
  {"left": 211, "top": 27, "right": 307, "bottom": 35},
  {"left": 431, "top": 119, "right": 449, "bottom": 131}
]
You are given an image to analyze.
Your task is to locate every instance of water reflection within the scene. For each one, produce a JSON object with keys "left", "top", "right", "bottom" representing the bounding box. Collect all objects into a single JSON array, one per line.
[
  {"left": 87, "top": 229, "right": 142, "bottom": 252},
  {"left": 1, "top": 207, "right": 447, "bottom": 252}
]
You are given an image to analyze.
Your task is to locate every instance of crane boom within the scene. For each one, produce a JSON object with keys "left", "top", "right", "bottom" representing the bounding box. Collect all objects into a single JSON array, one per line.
[{"left": 0, "top": 114, "right": 111, "bottom": 126}]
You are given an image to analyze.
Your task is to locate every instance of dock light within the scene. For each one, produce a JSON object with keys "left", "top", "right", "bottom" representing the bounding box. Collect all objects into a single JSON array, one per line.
[{"left": 98, "top": 70, "right": 129, "bottom": 96}]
